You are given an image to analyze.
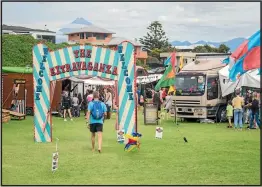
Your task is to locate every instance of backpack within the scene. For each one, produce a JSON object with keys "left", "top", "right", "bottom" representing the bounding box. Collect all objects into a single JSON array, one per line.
[{"left": 91, "top": 101, "right": 104, "bottom": 120}]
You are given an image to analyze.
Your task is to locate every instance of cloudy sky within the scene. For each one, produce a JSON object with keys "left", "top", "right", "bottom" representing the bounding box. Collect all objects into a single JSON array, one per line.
[{"left": 2, "top": 2, "right": 260, "bottom": 42}]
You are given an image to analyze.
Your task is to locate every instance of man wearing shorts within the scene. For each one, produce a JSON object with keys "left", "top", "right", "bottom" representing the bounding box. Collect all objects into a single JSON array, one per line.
[
  {"left": 86, "top": 91, "right": 107, "bottom": 153},
  {"left": 62, "top": 91, "right": 73, "bottom": 121}
]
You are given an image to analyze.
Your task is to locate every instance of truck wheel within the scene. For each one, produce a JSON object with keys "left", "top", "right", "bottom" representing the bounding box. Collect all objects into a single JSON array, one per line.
[
  {"left": 217, "top": 106, "right": 227, "bottom": 122},
  {"left": 26, "top": 107, "right": 34, "bottom": 116}
]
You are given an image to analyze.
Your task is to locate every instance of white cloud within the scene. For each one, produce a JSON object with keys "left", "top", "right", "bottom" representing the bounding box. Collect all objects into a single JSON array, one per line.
[{"left": 2, "top": 2, "right": 260, "bottom": 42}]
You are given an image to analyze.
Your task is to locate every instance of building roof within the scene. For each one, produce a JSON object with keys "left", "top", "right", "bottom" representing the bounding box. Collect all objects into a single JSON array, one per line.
[
  {"left": 175, "top": 44, "right": 216, "bottom": 50},
  {"left": 2, "top": 24, "right": 56, "bottom": 33},
  {"left": 180, "top": 56, "right": 227, "bottom": 73},
  {"left": 107, "top": 37, "right": 143, "bottom": 46},
  {"left": 64, "top": 24, "right": 115, "bottom": 34}
]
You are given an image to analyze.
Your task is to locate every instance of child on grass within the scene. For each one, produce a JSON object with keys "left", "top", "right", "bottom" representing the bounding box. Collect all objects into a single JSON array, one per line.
[{"left": 226, "top": 100, "right": 233, "bottom": 128}]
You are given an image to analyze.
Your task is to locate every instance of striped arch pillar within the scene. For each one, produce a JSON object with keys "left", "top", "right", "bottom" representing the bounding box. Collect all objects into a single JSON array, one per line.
[{"left": 117, "top": 41, "right": 136, "bottom": 135}]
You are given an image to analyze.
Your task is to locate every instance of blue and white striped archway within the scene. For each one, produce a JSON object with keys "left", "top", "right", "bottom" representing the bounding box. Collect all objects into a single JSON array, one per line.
[{"left": 33, "top": 41, "right": 137, "bottom": 142}]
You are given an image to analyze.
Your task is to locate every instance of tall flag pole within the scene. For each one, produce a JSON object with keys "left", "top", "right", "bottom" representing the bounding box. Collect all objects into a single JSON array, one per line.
[
  {"left": 155, "top": 50, "right": 176, "bottom": 91},
  {"left": 179, "top": 55, "right": 184, "bottom": 72}
]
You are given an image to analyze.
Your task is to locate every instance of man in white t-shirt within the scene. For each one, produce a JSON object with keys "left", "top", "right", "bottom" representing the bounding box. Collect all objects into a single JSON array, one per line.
[
  {"left": 104, "top": 88, "right": 112, "bottom": 119},
  {"left": 72, "top": 93, "right": 79, "bottom": 117}
]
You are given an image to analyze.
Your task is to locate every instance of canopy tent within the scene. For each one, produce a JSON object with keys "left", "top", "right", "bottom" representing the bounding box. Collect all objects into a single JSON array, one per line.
[
  {"left": 2, "top": 66, "right": 33, "bottom": 74},
  {"left": 219, "top": 65, "right": 260, "bottom": 97},
  {"left": 137, "top": 74, "right": 162, "bottom": 84},
  {"left": 69, "top": 76, "right": 115, "bottom": 85}
]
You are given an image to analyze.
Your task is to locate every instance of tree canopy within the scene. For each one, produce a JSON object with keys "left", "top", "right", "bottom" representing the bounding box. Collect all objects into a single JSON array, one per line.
[
  {"left": 2, "top": 35, "right": 78, "bottom": 67},
  {"left": 139, "top": 21, "right": 171, "bottom": 50},
  {"left": 139, "top": 21, "right": 174, "bottom": 60},
  {"left": 192, "top": 44, "right": 230, "bottom": 53}
]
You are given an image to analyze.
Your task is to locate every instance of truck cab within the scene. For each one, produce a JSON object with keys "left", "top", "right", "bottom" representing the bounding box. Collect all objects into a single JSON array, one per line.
[{"left": 173, "top": 54, "right": 230, "bottom": 122}]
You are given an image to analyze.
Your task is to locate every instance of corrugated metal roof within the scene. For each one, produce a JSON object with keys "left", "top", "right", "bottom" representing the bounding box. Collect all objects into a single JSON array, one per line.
[
  {"left": 63, "top": 24, "right": 115, "bottom": 34},
  {"left": 2, "top": 24, "right": 56, "bottom": 33},
  {"left": 181, "top": 57, "right": 227, "bottom": 72},
  {"left": 107, "top": 37, "right": 143, "bottom": 46}
]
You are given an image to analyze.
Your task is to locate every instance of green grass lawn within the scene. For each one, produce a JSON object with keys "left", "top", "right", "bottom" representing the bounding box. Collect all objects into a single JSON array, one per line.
[{"left": 2, "top": 111, "right": 260, "bottom": 185}]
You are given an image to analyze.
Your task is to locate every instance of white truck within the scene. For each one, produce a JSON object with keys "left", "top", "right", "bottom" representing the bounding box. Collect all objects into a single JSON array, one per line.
[{"left": 173, "top": 53, "right": 230, "bottom": 122}]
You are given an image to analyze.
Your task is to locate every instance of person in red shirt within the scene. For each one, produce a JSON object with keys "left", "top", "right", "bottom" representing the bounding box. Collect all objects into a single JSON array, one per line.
[{"left": 161, "top": 88, "right": 167, "bottom": 101}]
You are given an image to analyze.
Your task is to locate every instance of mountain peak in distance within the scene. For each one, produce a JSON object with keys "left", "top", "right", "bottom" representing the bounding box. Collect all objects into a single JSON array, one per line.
[
  {"left": 71, "top": 17, "right": 92, "bottom": 25},
  {"left": 171, "top": 37, "right": 246, "bottom": 51}
]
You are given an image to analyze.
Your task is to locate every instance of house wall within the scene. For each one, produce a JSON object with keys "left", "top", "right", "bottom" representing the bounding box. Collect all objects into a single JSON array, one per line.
[
  {"left": 3, "top": 30, "right": 56, "bottom": 43},
  {"left": 135, "top": 46, "right": 148, "bottom": 59},
  {"left": 68, "top": 33, "right": 113, "bottom": 44},
  {"left": 67, "top": 33, "right": 148, "bottom": 61},
  {"left": 2, "top": 73, "right": 62, "bottom": 112},
  {"left": 107, "top": 45, "right": 148, "bottom": 59}
]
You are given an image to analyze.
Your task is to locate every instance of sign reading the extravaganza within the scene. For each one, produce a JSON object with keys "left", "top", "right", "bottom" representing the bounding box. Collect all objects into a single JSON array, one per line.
[{"left": 49, "top": 49, "right": 117, "bottom": 76}]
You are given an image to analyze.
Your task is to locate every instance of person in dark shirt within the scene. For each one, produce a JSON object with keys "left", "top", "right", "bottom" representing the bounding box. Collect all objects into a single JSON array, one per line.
[
  {"left": 244, "top": 91, "right": 253, "bottom": 124},
  {"left": 77, "top": 93, "right": 83, "bottom": 117},
  {"left": 249, "top": 92, "right": 260, "bottom": 129},
  {"left": 83, "top": 90, "right": 89, "bottom": 118},
  {"left": 62, "top": 92, "right": 73, "bottom": 121},
  {"left": 153, "top": 90, "right": 162, "bottom": 112}
]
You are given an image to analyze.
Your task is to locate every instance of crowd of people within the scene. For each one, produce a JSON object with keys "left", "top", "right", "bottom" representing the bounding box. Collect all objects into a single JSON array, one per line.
[
  {"left": 58, "top": 84, "right": 260, "bottom": 152},
  {"left": 60, "top": 87, "right": 114, "bottom": 122},
  {"left": 136, "top": 86, "right": 173, "bottom": 115},
  {"left": 226, "top": 89, "right": 260, "bottom": 130}
]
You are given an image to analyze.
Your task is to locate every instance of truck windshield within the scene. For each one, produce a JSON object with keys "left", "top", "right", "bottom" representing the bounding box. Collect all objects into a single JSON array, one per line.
[{"left": 175, "top": 75, "right": 206, "bottom": 96}]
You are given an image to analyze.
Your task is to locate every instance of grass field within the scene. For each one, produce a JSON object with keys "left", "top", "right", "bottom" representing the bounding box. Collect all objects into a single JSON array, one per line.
[{"left": 2, "top": 111, "right": 260, "bottom": 185}]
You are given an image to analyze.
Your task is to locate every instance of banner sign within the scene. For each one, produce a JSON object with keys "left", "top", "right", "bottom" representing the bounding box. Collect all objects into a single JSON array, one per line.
[
  {"left": 144, "top": 103, "right": 158, "bottom": 125},
  {"left": 137, "top": 74, "right": 162, "bottom": 84},
  {"left": 14, "top": 79, "right": 26, "bottom": 84},
  {"left": 155, "top": 127, "right": 163, "bottom": 139},
  {"left": 51, "top": 152, "right": 59, "bottom": 172}
]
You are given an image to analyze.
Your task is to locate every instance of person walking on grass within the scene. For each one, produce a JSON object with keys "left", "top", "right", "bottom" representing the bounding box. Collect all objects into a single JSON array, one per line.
[
  {"left": 83, "top": 90, "right": 89, "bottom": 118},
  {"left": 232, "top": 90, "right": 244, "bottom": 130},
  {"left": 86, "top": 91, "right": 107, "bottom": 153},
  {"left": 72, "top": 93, "right": 79, "bottom": 117},
  {"left": 153, "top": 89, "right": 162, "bottom": 119},
  {"left": 165, "top": 92, "right": 173, "bottom": 113},
  {"left": 226, "top": 100, "right": 233, "bottom": 128},
  {"left": 62, "top": 92, "right": 73, "bottom": 122},
  {"left": 104, "top": 88, "right": 112, "bottom": 119},
  {"left": 77, "top": 93, "right": 83, "bottom": 117},
  {"left": 249, "top": 92, "right": 260, "bottom": 129}
]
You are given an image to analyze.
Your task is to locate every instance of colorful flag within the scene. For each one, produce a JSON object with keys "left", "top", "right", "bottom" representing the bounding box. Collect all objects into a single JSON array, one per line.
[
  {"left": 179, "top": 55, "right": 184, "bottom": 72},
  {"left": 227, "top": 30, "right": 260, "bottom": 81},
  {"left": 164, "top": 56, "right": 171, "bottom": 66},
  {"left": 164, "top": 51, "right": 176, "bottom": 68},
  {"left": 168, "top": 85, "right": 175, "bottom": 94},
  {"left": 155, "top": 64, "right": 175, "bottom": 91}
]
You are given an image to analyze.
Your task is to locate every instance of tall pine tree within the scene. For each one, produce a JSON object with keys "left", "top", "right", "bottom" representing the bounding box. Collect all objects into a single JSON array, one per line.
[{"left": 139, "top": 21, "right": 171, "bottom": 51}]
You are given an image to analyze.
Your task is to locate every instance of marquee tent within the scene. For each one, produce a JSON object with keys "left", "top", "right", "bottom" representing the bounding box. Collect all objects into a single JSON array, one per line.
[
  {"left": 219, "top": 65, "right": 260, "bottom": 97},
  {"left": 69, "top": 76, "right": 115, "bottom": 85},
  {"left": 137, "top": 74, "right": 162, "bottom": 84}
]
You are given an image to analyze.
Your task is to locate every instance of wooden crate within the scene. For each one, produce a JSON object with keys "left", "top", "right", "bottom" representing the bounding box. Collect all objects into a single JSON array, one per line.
[{"left": 2, "top": 110, "right": 10, "bottom": 123}]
